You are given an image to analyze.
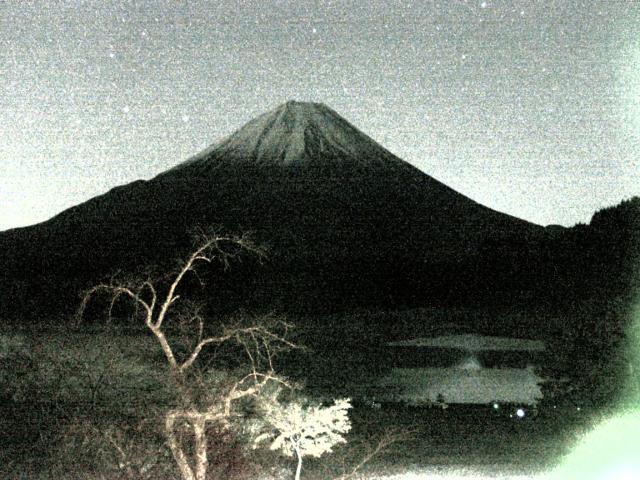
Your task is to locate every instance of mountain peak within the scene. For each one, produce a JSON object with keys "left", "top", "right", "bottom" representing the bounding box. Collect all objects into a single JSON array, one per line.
[
  {"left": 171, "top": 101, "right": 411, "bottom": 172},
  {"left": 281, "top": 99, "right": 325, "bottom": 109},
  {"left": 277, "top": 100, "right": 331, "bottom": 116}
]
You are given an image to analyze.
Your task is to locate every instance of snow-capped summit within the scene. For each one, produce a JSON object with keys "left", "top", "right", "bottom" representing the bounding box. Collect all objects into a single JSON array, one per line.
[
  {"left": 172, "top": 100, "right": 410, "bottom": 172},
  {"left": 0, "top": 99, "right": 547, "bottom": 324}
]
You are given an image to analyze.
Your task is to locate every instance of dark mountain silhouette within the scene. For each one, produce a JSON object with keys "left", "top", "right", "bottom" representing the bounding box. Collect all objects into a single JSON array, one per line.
[{"left": 0, "top": 102, "right": 635, "bottom": 324}]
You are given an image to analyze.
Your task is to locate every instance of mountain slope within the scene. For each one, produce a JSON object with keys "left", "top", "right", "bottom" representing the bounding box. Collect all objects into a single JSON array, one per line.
[
  {"left": 157, "top": 100, "right": 537, "bottom": 258},
  {"left": 0, "top": 101, "right": 545, "bottom": 320}
]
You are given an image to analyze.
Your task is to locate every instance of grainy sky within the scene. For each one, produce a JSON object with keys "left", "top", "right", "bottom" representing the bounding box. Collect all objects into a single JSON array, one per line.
[{"left": 1, "top": 0, "right": 639, "bottom": 230}]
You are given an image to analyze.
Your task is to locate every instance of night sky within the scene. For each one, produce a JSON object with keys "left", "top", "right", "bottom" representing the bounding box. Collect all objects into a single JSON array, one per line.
[{"left": 2, "top": 0, "right": 639, "bottom": 231}]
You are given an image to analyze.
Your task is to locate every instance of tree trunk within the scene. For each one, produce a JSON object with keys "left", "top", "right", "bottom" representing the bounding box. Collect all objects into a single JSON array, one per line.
[
  {"left": 165, "top": 410, "right": 220, "bottom": 480},
  {"left": 294, "top": 443, "right": 303, "bottom": 480},
  {"left": 193, "top": 416, "right": 209, "bottom": 480},
  {"left": 166, "top": 413, "right": 196, "bottom": 480}
]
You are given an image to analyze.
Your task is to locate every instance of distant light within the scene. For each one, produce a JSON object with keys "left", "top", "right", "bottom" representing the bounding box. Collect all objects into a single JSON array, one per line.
[
  {"left": 493, "top": 403, "right": 499, "bottom": 410},
  {"left": 516, "top": 408, "right": 525, "bottom": 418},
  {"left": 577, "top": 407, "right": 581, "bottom": 412}
]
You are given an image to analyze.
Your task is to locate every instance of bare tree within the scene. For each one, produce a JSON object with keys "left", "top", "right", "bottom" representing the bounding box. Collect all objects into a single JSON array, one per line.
[{"left": 78, "top": 231, "right": 296, "bottom": 480}]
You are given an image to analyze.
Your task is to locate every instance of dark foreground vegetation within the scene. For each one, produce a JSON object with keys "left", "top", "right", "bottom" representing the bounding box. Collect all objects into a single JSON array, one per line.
[
  {"left": 1, "top": 298, "right": 634, "bottom": 479},
  {"left": 0, "top": 197, "right": 637, "bottom": 478}
]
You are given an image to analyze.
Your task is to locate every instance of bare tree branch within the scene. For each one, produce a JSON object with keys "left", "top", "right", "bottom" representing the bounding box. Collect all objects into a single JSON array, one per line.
[
  {"left": 334, "top": 428, "right": 414, "bottom": 480},
  {"left": 77, "top": 230, "right": 296, "bottom": 480}
]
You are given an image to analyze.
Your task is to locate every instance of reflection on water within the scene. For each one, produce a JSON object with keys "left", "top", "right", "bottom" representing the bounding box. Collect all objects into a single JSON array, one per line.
[{"left": 375, "top": 365, "right": 544, "bottom": 405}]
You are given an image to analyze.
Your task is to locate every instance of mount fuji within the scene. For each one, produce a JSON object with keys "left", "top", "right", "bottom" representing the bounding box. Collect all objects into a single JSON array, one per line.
[{"left": 0, "top": 101, "right": 545, "bottom": 319}]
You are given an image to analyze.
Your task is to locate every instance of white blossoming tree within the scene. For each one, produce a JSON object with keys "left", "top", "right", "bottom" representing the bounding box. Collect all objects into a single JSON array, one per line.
[{"left": 254, "top": 395, "right": 352, "bottom": 480}]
